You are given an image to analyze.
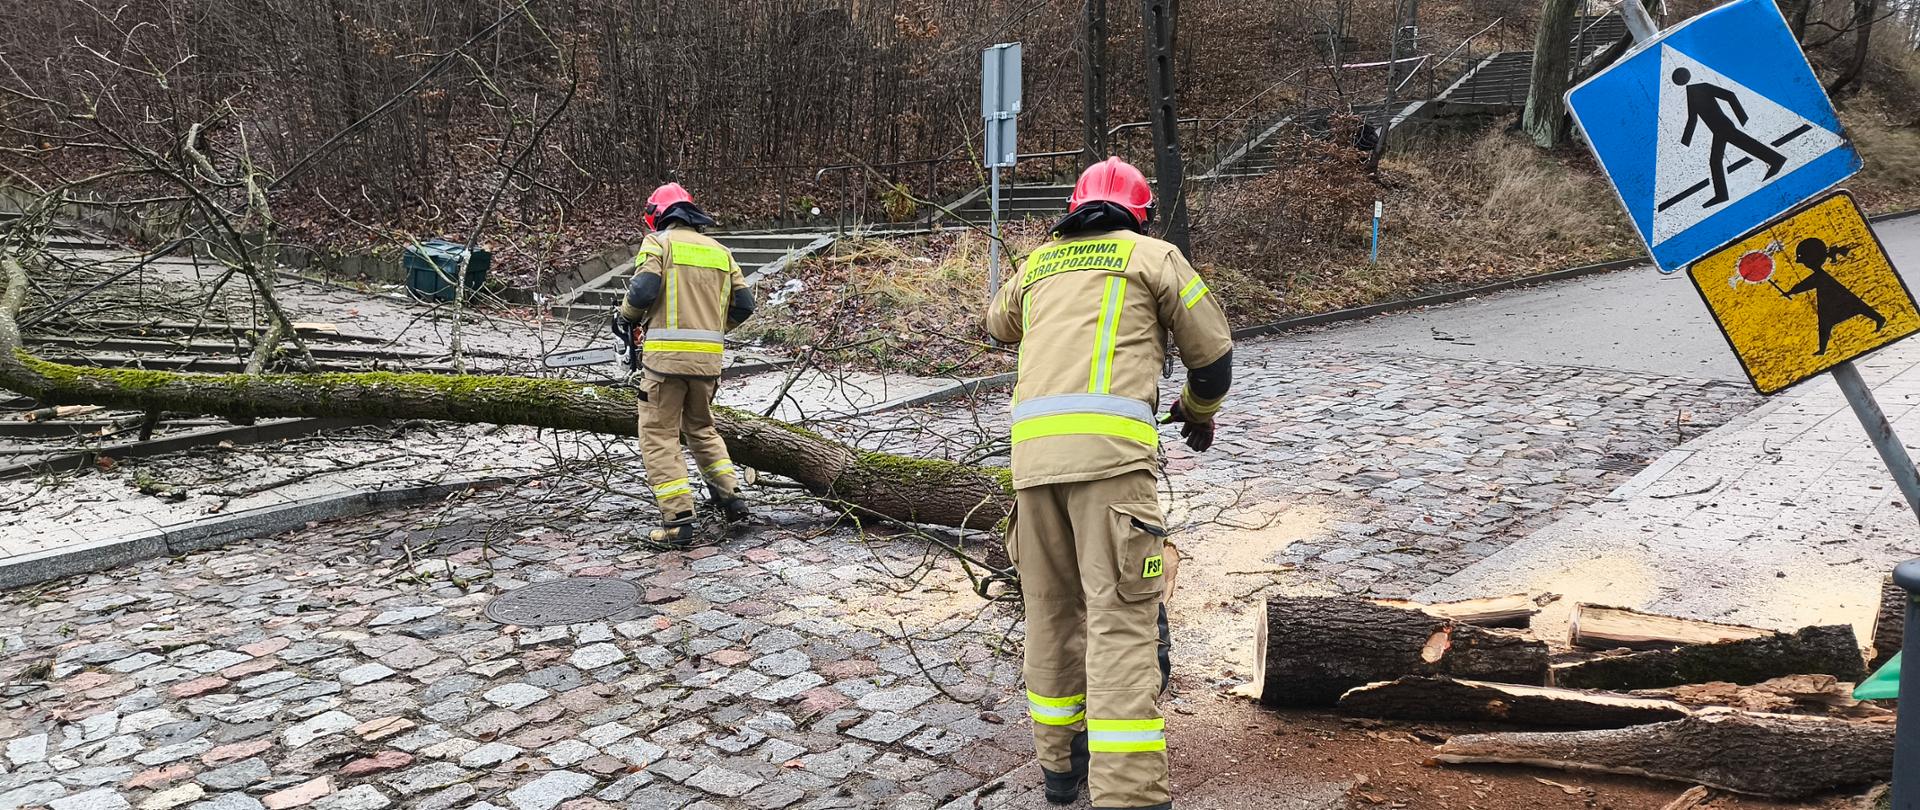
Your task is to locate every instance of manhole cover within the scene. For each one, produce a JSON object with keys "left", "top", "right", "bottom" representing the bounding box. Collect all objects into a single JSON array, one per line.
[{"left": 484, "top": 578, "right": 642, "bottom": 627}]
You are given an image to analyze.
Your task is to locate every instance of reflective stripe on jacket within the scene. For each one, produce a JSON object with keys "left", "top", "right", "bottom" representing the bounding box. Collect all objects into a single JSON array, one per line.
[
  {"left": 619, "top": 227, "right": 747, "bottom": 378},
  {"left": 984, "top": 229, "right": 1232, "bottom": 489}
]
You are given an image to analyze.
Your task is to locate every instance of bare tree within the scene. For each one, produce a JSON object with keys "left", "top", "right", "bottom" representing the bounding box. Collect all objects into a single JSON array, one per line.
[
  {"left": 1521, "top": 0, "right": 1580, "bottom": 148},
  {"left": 1084, "top": 0, "right": 1112, "bottom": 164}
]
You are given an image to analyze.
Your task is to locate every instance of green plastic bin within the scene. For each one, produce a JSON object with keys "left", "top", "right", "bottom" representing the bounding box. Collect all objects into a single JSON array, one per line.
[
  {"left": 403, "top": 239, "right": 491, "bottom": 302},
  {"left": 1855, "top": 651, "right": 1901, "bottom": 701}
]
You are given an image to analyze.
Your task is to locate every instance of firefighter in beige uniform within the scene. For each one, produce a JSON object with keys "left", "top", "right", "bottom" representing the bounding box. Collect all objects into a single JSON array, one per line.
[
  {"left": 613, "top": 183, "right": 757, "bottom": 545},
  {"left": 985, "top": 157, "right": 1233, "bottom": 809}
]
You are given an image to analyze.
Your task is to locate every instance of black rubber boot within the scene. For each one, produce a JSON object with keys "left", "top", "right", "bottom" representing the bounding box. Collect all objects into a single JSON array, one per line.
[
  {"left": 713, "top": 492, "right": 752, "bottom": 523},
  {"left": 1042, "top": 731, "right": 1089, "bottom": 804},
  {"left": 648, "top": 511, "right": 699, "bottom": 547}
]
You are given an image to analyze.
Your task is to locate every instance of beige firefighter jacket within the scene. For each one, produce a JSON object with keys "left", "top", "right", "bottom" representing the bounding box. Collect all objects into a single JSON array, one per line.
[
  {"left": 618, "top": 227, "right": 748, "bottom": 378},
  {"left": 985, "top": 228, "right": 1233, "bottom": 489}
]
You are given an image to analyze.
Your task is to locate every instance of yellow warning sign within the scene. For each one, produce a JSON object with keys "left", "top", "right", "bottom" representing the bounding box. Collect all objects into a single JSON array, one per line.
[{"left": 1687, "top": 191, "right": 1920, "bottom": 394}]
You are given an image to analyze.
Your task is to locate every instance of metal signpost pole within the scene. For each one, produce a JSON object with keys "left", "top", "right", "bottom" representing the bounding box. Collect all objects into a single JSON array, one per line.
[
  {"left": 1620, "top": 0, "right": 1657, "bottom": 41},
  {"left": 1834, "top": 363, "right": 1920, "bottom": 525},
  {"left": 1895, "top": 558, "right": 1920, "bottom": 809},
  {"left": 989, "top": 165, "right": 1002, "bottom": 302},
  {"left": 981, "top": 43, "right": 1021, "bottom": 307}
]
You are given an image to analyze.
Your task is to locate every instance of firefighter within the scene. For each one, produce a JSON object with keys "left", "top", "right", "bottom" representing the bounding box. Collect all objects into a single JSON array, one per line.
[
  {"left": 611, "top": 183, "right": 757, "bottom": 545},
  {"left": 984, "top": 157, "right": 1232, "bottom": 810}
]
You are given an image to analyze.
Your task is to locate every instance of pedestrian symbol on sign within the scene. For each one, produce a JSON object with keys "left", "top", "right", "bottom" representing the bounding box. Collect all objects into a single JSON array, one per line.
[
  {"left": 1651, "top": 47, "right": 1846, "bottom": 245},
  {"left": 1671, "top": 67, "right": 1786, "bottom": 209},
  {"left": 1565, "top": 0, "right": 1861, "bottom": 271}
]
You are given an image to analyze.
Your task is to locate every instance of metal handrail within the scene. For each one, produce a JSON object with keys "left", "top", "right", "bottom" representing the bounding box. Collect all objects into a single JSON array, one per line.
[{"left": 1428, "top": 17, "right": 1507, "bottom": 75}]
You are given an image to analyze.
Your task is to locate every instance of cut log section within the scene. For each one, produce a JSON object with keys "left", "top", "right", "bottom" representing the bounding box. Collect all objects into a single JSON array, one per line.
[
  {"left": 1372, "top": 593, "right": 1557, "bottom": 629},
  {"left": 1553, "top": 624, "right": 1865, "bottom": 691},
  {"left": 1432, "top": 711, "right": 1895, "bottom": 798},
  {"left": 1869, "top": 576, "right": 1906, "bottom": 670},
  {"left": 1638, "top": 674, "right": 1894, "bottom": 719},
  {"left": 1569, "top": 604, "right": 1773, "bottom": 650},
  {"left": 1256, "top": 596, "right": 1549, "bottom": 707},
  {"left": 1337, "top": 676, "right": 1690, "bottom": 728}
]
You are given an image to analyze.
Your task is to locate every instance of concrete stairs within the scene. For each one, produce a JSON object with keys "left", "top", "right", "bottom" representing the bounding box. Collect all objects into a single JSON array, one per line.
[
  {"left": 1209, "top": 100, "right": 1425, "bottom": 179},
  {"left": 1207, "top": 12, "right": 1628, "bottom": 180},
  {"left": 550, "top": 231, "right": 833, "bottom": 321},
  {"left": 1439, "top": 13, "right": 1628, "bottom": 110},
  {"left": 947, "top": 183, "right": 1077, "bottom": 225}
]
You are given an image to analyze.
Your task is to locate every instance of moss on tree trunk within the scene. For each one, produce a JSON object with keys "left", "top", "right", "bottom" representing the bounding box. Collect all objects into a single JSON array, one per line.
[{"left": 0, "top": 259, "right": 1012, "bottom": 530}]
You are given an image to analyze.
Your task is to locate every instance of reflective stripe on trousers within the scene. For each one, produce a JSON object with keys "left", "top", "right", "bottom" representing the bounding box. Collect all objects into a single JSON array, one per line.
[
  {"left": 1086, "top": 717, "right": 1166, "bottom": 752},
  {"left": 1010, "top": 393, "right": 1158, "bottom": 447},
  {"left": 1027, "top": 690, "right": 1086, "bottom": 726},
  {"left": 652, "top": 477, "right": 691, "bottom": 499}
]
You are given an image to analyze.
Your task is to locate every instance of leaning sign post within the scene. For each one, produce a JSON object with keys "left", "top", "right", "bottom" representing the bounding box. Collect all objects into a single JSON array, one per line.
[
  {"left": 1569, "top": 0, "right": 1917, "bottom": 797},
  {"left": 981, "top": 42, "right": 1021, "bottom": 305}
]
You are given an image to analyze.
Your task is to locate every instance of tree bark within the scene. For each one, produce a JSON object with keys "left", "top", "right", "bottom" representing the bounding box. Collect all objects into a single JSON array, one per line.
[
  {"left": 1337, "top": 676, "right": 1692, "bottom": 728},
  {"left": 1433, "top": 711, "right": 1895, "bottom": 798},
  {"left": 1783, "top": 0, "right": 1813, "bottom": 41},
  {"left": 1869, "top": 575, "right": 1905, "bottom": 670},
  {"left": 1082, "top": 0, "right": 1110, "bottom": 165},
  {"left": 1570, "top": 604, "right": 1774, "bottom": 651},
  {"left": 1553, "top": 625, "right": 1865, "bottom": 691},
  {"left": 0, "top": 259, "right": 1011, "bottom": 532},
  {"left": 1638, "top": 674, "right": 1893, "bottom": 719},
  {"left": 1139, "top": 0, "right": 1190, "bottom": 254},
  {"left": 1256, "top": 596, "right": 1550, "bottom": 707},
  {"left": 1826, "top": 0, "right": 1877, "bottom": 95},
  {"left": 1521, "top": 0, "right": 1580, "bottom": 148}
]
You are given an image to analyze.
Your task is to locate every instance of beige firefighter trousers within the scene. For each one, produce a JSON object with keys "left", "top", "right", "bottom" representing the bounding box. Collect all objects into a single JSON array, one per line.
[
  {"left": 1011, "top": 469, "right": 1171, "bottom": 809},
  {"left": 637, "top": 372, "right": 739, "bottom": 515}
]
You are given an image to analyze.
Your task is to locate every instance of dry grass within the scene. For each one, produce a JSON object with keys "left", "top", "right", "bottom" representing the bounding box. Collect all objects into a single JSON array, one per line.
[
  {"left": 1192, "top": 122, "right": 1639, "bottom": 322},
  {"left": 733, "top": 222, "right": 1052, "bottom": 377}
]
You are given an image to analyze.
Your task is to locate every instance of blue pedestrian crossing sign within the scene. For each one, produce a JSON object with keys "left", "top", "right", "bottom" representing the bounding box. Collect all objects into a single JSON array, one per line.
[{"left": 1567, "top": 0, "right": 1860, "bottom": 273}]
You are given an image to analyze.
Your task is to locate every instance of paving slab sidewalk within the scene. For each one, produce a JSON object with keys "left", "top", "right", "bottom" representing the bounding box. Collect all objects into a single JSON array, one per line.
[{"left": 1422, "top": 337, "right": 1920, "bottom": 644}]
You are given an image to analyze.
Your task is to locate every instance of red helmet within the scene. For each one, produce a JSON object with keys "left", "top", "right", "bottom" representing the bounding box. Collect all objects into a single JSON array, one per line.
[
  {"left": 645, "top": 183, "right": 695, "bottom": 230},
  {"left": 1068, "top": 157, "right": 1153, "bottom": 227}
]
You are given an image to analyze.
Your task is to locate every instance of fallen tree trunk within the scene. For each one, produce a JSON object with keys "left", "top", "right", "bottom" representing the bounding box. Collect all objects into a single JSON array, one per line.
[
  {"left": 1553, "top": 625, "right": 1865, "bottom": 690},
  {"left": 1337, "top": 676, "right": 1690, "bottom": 728},
  {"left": 1432, "top": 711, "right": 1895, "bottom": 798},
  {"left": 1637, "top": 674, "right": 1894, "bottom": 719},
  {"left": 1869, "top": 575, "right": 1905, "bottom": 669},
  {"left": 1570, "top": 604, "right": 1773, "bottom": 651},
  {"left": 0, "top": 257, "right": 1011, "bottom": 531},
  {"left": 1256, "top": 596, "right": 1550, "bottom": 707},
  {"left": 1373, "top": 593, "right": 1554, "bottom": 629}
]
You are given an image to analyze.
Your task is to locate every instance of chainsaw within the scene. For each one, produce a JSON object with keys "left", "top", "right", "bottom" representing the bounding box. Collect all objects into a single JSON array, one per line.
[{"left": 541, "top": 319, "right": 648, "bottom": 400}]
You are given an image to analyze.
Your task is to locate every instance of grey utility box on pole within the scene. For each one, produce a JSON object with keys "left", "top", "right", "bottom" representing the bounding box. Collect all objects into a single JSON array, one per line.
[{"left": 982, "top": 42, "right": 1021, "bottom": 305}]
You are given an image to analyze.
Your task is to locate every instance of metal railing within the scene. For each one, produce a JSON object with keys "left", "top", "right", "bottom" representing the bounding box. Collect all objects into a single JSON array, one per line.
[{"left": 802, "top": 114, "right": 1274, "bottom": 232}]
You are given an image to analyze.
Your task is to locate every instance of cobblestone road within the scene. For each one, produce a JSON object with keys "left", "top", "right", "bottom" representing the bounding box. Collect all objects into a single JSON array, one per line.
[{"left": 0, "top": 336, "right": 1763, "bottom": 809}]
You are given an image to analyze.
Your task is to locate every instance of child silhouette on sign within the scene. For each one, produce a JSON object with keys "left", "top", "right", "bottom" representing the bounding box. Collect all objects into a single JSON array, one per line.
[
  {"left": 1780, "top": 237, "right": 1885, "bottom": 356},
  {"left": 1674, "top": 67, "right": 1788, "bottom": 208}
]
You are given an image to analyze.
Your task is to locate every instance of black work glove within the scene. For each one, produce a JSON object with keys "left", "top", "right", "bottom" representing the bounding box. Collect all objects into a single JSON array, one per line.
[
  {"left": 1163, "top": 399, "right": 1215, "bottom": 452},
  {"left": 610, "top": 311, "right": 637, "bottom": 342}
]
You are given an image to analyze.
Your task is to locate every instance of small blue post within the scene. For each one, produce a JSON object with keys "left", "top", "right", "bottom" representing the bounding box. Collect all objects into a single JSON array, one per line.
[
  {"left": 1895, "top": 558, "right": 1920, "bottom": 809},
  {"left": 1370, "top": 200, "right": 1383, "bottom": 264}
]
